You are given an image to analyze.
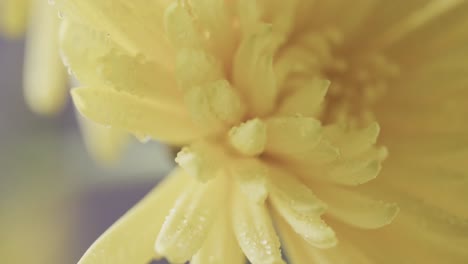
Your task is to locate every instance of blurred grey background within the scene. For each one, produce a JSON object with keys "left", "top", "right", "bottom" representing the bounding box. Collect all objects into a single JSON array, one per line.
[{"left": 0, "top": 36, "right": 174, "bottom": 263}]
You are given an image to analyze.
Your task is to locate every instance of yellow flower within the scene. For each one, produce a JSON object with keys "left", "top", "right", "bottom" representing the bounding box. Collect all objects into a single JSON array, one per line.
[
  {"left": 57, "top": 0, "right": 468, "bottom": 263},
  {"left": 0, "top": 0, "right": 128, "bottom": 164}
]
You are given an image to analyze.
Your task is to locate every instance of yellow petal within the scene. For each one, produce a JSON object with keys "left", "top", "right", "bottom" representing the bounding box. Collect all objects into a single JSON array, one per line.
[
  {"left": 191, "top": 192, "right": 245, "bottom": 264},
  {"left": 328, "top": 147, "right": 387, "bottom": 186},
  {"left": 229, "top": 118, "right": 267, "bottom": 156},
  {"left": 23, "top": 1, "right": 67, "bottom": 115},
  {"left": 268, "top": 168, "right": 326, "bottom": 216},
  {"left": 276, "top": 215, "right": 373, "bottom": 264},
  {"left": 233, "top": 24, "right": 278, "bottom": 116},
  {"left": 185, "top": 80, "right": 246, "bottom": 128},
  {"left": 230, "top": 158, "right": 269, "bottom": 203},
  {"left": 175, "top": 141, "right": 228, "bottom": 182},
  {"left": 269, "top": 170, "right": 336, "bottom": 248},
  {"left": 71, "top": 86, "right": 205, "bottom": 145},
  {"left": 155, "top": 176, "right": 226, "bottom": 263},
  {"left": 78, "top": 169, "right": 189, "bottom": 264},
  {"left": 60, "top": 19, "right": 181, "bottom": 105},
  {"left": 77, "top": 113, "right": 128, "bottom": 165},
  {"left": 175, "top": 48, "right": 224, "bottom": 91},
  {"left": 232, "top": 186, "right": 285, "bottom": 264},
  {"left": 55, "top": 0, "right": 172, "bottom": 66},
  {"left": 0, "top": 0, "right": 29, "bottom": 37},
  {"left": 316, "top": 184, "right": 399, "bottom": 229},
  {"left": 164, "top": 2, "right": 203, "bottom": 50},
  {"left": 265, "top": 117, "right": 326, "bottom": 161},
  {"left": 277, "top": 79, "right": 329, "bottom": 117},
  {"left": 324, "top": 122, "right": 381, "bottom": 157},
  {"left": 188, "top": 0, "right": 236, "bottom": 61}
]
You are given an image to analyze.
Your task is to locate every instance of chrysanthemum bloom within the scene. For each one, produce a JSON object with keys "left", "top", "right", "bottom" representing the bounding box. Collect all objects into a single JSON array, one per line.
[
  {"left": 0, "top": 0, "right": 128, "bottom": 163},
  {"left": 57, "top": 0, "right": 468, "bottom": 263}
]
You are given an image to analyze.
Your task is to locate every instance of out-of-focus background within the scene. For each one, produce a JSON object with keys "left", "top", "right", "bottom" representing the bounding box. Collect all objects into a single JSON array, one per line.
[{"left": 0, "top": 36, "right": 174, "bottom": 263}]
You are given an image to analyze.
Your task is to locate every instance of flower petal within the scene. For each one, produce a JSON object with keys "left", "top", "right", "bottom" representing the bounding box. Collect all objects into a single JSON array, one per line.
[
  {"left": 232, "top": 186, "right": 285, "bottom": 264},
  {"left": 0, "top": 0, "right": 29, "bottom": 36},
  {"left": 229, "top": 118, "right": 267, "bottom": 156},
  {"left": 191, "top": 196, "right": 244, "bottom": 264},
  {"left": 175, "top": 141, "right": 228, "bottom": 182},
  {"left": 155, "top": 176, "right": 226, "bottom": 263},
  {"left": 24, "top": 1, "right": 67, "bottom": 115},
  {"left": 265, "top": 117, "right": 328, "bottom": 162},
  {"left": 77, "top": 169, "right": 189, "bottom": 264},
  {"left": 230, "top": 158, "right": 269, "bottom": 203},
  {"left": 276, "top": 214, "right": 373, "bottom": 264},
  {"left": 316, "top": 184, "right": 399, "bottom": 229},
  {"left": 76, "top": 113, "right": 128, "bottom": 165},
  {"left": 233, "top": 24, "right": 278, "bottom": 116},
  {"left": 185, "top": 80, "right": 246, "bottom": 128},
  {"left": 60, "top": 19, "right": 181, "bottom": 105},
  {"left": 71, "top": 86, "right": 206, "bottom": 145},
  {"left": 276, "top": 79, "right": 329, "bottom": 117},
  {"left": 55, "top": 0, "right": 172, "bottom": 65},
  {"left": 269, "top": 170, "right": 336, "bottom": 248}
]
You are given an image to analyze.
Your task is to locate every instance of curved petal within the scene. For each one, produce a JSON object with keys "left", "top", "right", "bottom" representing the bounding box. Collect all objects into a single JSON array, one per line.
[
  {"left": 155, "top": 175, "right": 226, "bottom": 263},
  {"left": 78, "top": 169, "right": 189, "bottom": 264},
  {"left": 24, "top": 1, "right": 67, "bottom": 115},
  {"left": 232, "top": 185, "right": 285, "bottom": 264},
  {"left": 72, "top": 86, "right": 207, "bottom": 145}
]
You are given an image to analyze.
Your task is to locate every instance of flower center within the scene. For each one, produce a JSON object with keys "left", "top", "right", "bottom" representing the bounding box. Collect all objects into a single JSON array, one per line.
[{"left": 276, "top": 27, "right": 400, "bottom": 128}]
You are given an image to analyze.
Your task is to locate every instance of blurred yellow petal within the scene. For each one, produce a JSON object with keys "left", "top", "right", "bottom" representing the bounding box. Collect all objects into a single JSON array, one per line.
[
  {"left": 78, "top": 169, "right": 189, "bottom": 264},
  {"left": 233, "top": 24, "right": 278, "bottom": 116},
  {"left": 77, "top": 113, "right": 128, "bottom": 165},
  {"left": 0, "top": 0, "right": 29, "bottom": 37},
  {"left": 23, "top": 1, "right": 67, "bottom": 115}
]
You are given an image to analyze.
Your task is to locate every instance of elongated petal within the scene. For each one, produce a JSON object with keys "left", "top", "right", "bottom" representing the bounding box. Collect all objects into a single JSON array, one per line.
[
  {"left": 188, "top": 0, "right": 236, "bottom": 61},
  {"left": 164, "top": 2, "right": 203, "bottom": 50},
  {"left": 185, "top": 80, "right": 246, "bottom": 128},
  {"left": 71, "top": 86, "right": 205, "bottom": 145},
  {"left": 191, "top": 194, "right": 244, "bottom": 264},
  {"left": 233, "top": 24, "right": 278, "bottom": 116},
  {"left": 155, "top": 176, "right": 226, "bottom": 263},
  {"left": 230, "top": 158, "right": 269, "bottom": 203},
  {"left": 175, "top": 141, "right": 228, "bottom": 182},
  {"left": 276, "top": 214, "right": 373, "bottom": 264},
  {"left": 55, "top": 0, "right": 172, "bottom": 66},
  {"left": 317, "top": 184, "right": 399, "bottom": 229},
  {"left": 232, "top": 186, "right": 285, "bottom": 264},
  {"left": 268, "top": 168, "right": 326, "bottom": 215},
  {"left": 0, "top": 0, "right": 29, "bottom": 37},
  {"left": 269, "top": 170, "right": 336, "bottom": 248},
  {"left": 265, "top": 117, "right": 324, "bottom": 161},
  {"left": 24, "top": 1, "right": 67, "bottom": 115},
  {"left": 229, "top": 118, "right": 267, "bottom": 156},
  {"left": 60, "top": 19, "right": 181, "bottom": 104},
  {"left": 277, "top": 79, "right": 329, "bottom": 117},
  {"left": 328, "top": 147, "right": 387, "bottom": 185},
  {"left": 175, "top": 48, "right": 224, "bottom": 91},
  {"left": 77, "top": 113, "right": 128, "bottom": 165},
  {"left": 78, "top": 169, "right": 189, "bottom": 264}
]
